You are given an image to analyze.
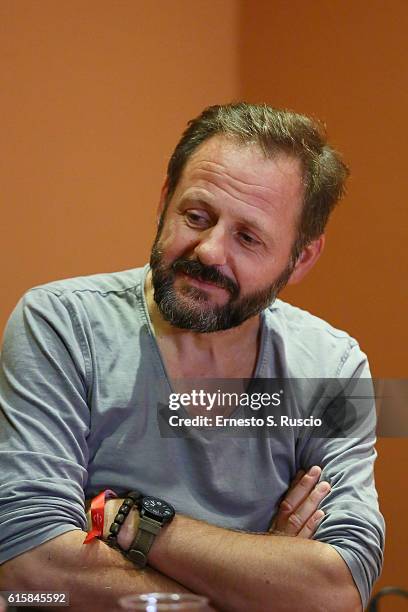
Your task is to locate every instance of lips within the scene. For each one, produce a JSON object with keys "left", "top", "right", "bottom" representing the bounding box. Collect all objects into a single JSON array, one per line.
[{"left": 181, "top": 272, "right": 227, "bottom": 292}]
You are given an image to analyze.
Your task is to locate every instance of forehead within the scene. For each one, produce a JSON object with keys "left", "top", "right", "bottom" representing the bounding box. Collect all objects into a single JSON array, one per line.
[{"left": 177, "top": 135, "right": 304, "bottom": 215}]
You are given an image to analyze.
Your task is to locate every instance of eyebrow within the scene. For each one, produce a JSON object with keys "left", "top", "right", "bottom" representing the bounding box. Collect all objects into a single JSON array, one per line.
[{"left": 179, "top": 194, "right": 271, "bottom": 240}]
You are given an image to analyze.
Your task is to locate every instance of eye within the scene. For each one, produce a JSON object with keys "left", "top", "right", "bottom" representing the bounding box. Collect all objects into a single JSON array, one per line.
[
  {"left": 237, "top": 231, "right": 260, "bottom": 247},
  {"left": 184, "top": 210, "right": 210, "bottom": 228}
]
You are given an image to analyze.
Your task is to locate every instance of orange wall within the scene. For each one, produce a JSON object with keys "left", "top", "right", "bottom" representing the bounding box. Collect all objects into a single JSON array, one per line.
[
  {"left": 1, "top": 0, "right": 239, "bottom": 329},
  {"left": 240, "top": 0, "right": 408, "bottom": 606},
  {"left": 1, "top": 0, "right": 407, "bottom": 608}
]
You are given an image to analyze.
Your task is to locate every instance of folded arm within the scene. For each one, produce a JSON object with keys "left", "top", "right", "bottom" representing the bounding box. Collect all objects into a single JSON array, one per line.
[
  {"left": 94, "top": 467, "right": 360, "bottom": 612},
  {"left": 0, "top": 467, "right": 336, "bottom": 612}
]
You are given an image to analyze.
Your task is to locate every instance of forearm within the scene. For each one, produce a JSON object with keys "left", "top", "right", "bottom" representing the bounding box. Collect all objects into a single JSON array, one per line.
[
  {"left": 149, "top": 515, "right": 361, "bottom": 612},
  {"left": 0, "top": 530, "right": 190, "bottom": 612}
]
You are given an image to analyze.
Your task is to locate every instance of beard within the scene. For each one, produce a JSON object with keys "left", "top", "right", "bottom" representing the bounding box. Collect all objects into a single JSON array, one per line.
[{"left": 149, "top": 239, "right": 295, "bottom": 333}]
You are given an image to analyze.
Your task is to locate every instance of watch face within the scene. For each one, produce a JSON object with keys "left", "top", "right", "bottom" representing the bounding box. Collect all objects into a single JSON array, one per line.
[{"left": 142, "top": 496, "right": 175, "bottom": 521}]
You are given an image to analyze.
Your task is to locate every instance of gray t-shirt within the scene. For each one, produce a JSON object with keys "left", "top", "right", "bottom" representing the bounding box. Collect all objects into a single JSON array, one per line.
[{"left": 0, "top": 265, "right": 384, "bottom": 608}]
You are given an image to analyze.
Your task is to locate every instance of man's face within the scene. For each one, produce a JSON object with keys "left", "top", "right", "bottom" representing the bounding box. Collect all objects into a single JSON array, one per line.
[{"left": 150, "top": 136, "right": 304, "bottom": 332}]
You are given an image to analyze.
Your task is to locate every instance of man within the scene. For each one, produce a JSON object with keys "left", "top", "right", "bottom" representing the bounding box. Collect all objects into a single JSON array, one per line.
[{"left": 0, "top": 103, "right": 384, "bottom": 611}]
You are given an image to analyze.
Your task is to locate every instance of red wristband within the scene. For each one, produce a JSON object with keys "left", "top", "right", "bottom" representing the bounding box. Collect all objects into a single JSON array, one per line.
[{"left": 83, "top": 489, "right": 117, "bottom": 544}]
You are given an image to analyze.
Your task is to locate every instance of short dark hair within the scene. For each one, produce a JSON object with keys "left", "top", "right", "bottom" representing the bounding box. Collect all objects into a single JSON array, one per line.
[{"left": 166, "top": 102, "right": 349, "bottom": 258}]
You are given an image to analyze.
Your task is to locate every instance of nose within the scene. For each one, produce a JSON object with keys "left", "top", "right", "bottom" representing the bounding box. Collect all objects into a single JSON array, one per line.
[{"left": 193, "top": 225, "right": 227, "bottom": 267}]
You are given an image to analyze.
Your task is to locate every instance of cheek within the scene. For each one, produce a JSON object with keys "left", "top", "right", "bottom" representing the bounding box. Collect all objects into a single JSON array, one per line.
[
  {"left": 159, "top": 219, "right": 197, "bottom": 256},
  {"left": 236, "top": 260, "right": 284, "bottom": 294},
  {"left": 157, "top": 218, "right": 180, "bottom": 247}
]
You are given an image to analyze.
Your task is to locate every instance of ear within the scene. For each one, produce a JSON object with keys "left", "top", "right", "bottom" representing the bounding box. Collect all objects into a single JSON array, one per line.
[
  {"left": 287, "top": 235, "right": 325, "bottom": 285},
  {"left": 157, "top": 177, "right": 169, "bottom": 226}
]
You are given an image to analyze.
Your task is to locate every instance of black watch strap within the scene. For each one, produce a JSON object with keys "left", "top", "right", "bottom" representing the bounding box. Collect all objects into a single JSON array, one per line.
[{"left": 127, "top": 516, "right": 162, "bottom": 568}]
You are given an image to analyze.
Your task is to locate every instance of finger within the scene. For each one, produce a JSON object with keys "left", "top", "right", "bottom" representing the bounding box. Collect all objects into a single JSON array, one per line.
[
  {"left": 297, "top": 509, "right": 325, "bottom": 538},
  {"left": 287, "top": 469, "right": 306, "bottom": 493},
  {"left": 274, "top": 466, "right": 322, "bottom": 531},
  {"left": 269, "top": 470, "right": 305, "bottom": 532},
  {"left": 281, "top": 466, "right": 322, "bottom": 512},
  {"left": 284, "top": 480, "right": 331, "bottom": 536}
]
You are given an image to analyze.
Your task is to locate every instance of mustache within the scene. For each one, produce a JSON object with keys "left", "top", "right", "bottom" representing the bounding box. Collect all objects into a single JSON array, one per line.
[{"left": 172, "top": 258, "right": 239, "bottom": 298}]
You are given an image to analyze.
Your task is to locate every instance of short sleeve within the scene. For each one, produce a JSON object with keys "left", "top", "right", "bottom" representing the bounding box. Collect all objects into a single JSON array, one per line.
[{"left": 0, "top": 289, "right": 91, "bottom": 563}]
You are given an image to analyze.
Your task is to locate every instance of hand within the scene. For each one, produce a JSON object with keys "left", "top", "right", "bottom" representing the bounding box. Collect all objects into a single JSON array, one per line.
[{"left": 269, "top": 466, "right": 331, "bottom": 538}]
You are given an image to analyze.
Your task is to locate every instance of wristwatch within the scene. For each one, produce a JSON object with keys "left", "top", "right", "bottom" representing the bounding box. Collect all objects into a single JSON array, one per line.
[{"left": 127, "top": 496, "right": 175, "bottom": 567}]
